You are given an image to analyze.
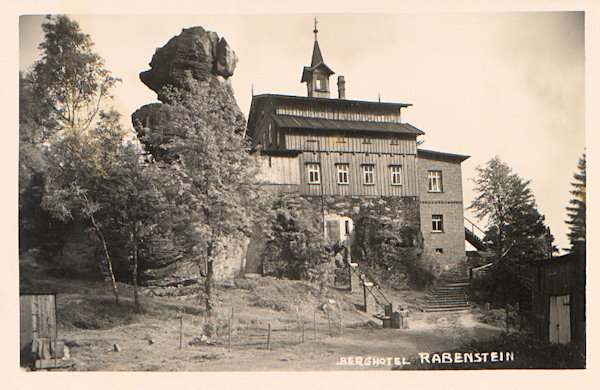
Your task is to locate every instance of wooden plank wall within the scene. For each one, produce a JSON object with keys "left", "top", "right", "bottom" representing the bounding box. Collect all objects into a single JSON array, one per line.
[
  {"left": 20, "top": 295, "right": 56, "bottom": 350},
  {"left": 532, "top": 255, "right": 585, "bottom": 345},
  {"left": 276, "top": 105, "right": 401, "bottom": 122},
  {"left": 286, "top": 134, "right": 416, "bottom": 155},
  {"left": 298, "top": 152, "right": 418, "bottom": 196},
  {"left": 257, "top": 156, "right": 300, "bottom": 185}
]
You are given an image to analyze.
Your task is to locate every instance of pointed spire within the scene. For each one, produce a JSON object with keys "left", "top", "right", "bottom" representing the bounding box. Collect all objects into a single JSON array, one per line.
[
  {"left": 251, "top": 83, "right": 254, "bottom": 96},
  {"left": 311, "top": 40, "right": 324, "bottom": 67},
  {"left": 301, "top": 17, "right": 334, "bottom": 97}
]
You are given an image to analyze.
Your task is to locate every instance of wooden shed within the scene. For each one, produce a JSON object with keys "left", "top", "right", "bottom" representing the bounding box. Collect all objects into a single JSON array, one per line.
[
  {"left": 20, "top": 291, "right": 64, "bottom": 368},
  {"left": 532, "top": 251, "right": 585, "bottom": 346}
]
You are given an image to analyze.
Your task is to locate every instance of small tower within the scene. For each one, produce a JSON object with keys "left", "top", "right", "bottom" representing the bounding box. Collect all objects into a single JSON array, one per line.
[{"left": 301, "top": 18, "right": 335, "bottom": 98}]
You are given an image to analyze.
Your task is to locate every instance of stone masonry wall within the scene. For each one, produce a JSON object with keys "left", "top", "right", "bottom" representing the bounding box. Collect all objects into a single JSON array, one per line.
[{"left": 307, "top": 196, "right": 421, "bottom": 232}]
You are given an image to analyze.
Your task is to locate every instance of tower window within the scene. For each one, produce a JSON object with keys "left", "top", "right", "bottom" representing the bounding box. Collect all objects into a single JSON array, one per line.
[
  {"left": 390, "top": 165, "right": 402, "bottom": 185},
  {"left": 345, "top": 220, "right": 351, "bottom": 235},
  {"left": 336, "top": 164, "right": 349, "bottom": 185},
  {"left": 362, "top": 164, "right": 375, "bottom": 185},
  {"left": 432, "top": 214, "right": 444, "bottom": 232},
  {"left": 307, "top": 163, "right": 321, "bottom": 184},
  {"left": 435, "top": 248, "right": 444, "bottom": 254},
  {"left": 316, "top": 77, "right": 327, "bottom": 91},
  {"left": 428, "top": 170, "right": 443, "bottom": 192}
]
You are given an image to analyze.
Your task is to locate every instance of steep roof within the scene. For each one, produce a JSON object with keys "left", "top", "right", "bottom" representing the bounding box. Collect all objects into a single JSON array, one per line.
[
  {"left": 301, "top": 39, "right": 335, "bottom": 82},
  {"left": 311, "top": 39, "right": 324, "bottom": 67}
]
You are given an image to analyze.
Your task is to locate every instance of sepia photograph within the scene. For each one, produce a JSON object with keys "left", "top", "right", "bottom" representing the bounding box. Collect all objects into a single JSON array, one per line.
[{"left": 9, "top": 1, "right": 593, "bottom": 384}]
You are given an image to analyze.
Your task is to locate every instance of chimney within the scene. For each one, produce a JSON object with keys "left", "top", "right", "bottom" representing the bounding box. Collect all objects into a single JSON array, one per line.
[{"left": 337, "top": 75, "right": 346, "bottom": 99}]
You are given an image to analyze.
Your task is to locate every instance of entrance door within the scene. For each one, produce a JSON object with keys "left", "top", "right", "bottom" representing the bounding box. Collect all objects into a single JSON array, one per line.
[
  {"left": 325, "top": 220, "right": 340, "bottom": 243},
  {"left": 549, "top": 295, "right": 571, "bottom": 344}
]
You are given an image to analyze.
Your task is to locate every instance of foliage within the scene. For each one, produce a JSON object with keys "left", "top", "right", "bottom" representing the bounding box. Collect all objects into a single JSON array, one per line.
[
  {"left": 468, "top": 157, "right": 552, "bottom": 312},
  {"left": 469, "top": 157, "right": 552, "bottom": 261},
  {"left": 134, "top": 80, "right": 265, "bottom": 314},
  {"left": 350, "top": 216, "right": 431, "bottom": 290},
  {"left": 261, "top": 193, "right": 329, "bottom": 280},
  {"left": 566, "top": 153, "right": 586, "bottom": 252},
  {"left": 31, "top": 15, "right": 120, "bottom": 137},
  {"left": 19, "top": 73, "right": 60, "bottom": 252}
]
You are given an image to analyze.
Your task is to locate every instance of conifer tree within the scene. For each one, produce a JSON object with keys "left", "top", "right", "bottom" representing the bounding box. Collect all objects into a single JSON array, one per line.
[
  {"left": 566, "top": 153, "right": 586, "bottom": 252},
  {"left": 469, "top": 157, "right": 552, "bottom": 327}
]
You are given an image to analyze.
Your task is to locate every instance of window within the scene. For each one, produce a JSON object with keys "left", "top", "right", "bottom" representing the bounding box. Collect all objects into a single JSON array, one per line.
[
  {"left": 391, "top": 138, "right": 400, "bottom": 145},
  {"left": 362, "top": 165, "right": 375, "bottom": 185},
  {"left": 428, "top": 170, "right": 443, "bottom": 192},
  {"left": 336, "top": 164, "right": 349, "bottom": 185},
  {"left": 435, "top": 248, "right": 444, "bottom": 254},
  {"left": 344, "top": 220, "right": 351, "bottom": 235},
  {"left": 307, "top": 163, "right": 321, "bottom": 184},
  {"left": 336, "top": 136, "right": 346, "bottom": 143},
  {"left": 268, "top": 123, "right": 273, "bottom": 145},
  {"left": 363, "top": 138, "right": 372, "bottom": 144},
  {"left": 316, "top": 77, "right": 326, "bottom": 91},
  {"left": 390, "top": 165, "right": 402, "bottom": 186},
  {"left": 432, "top": 214, "right": 444, "bottom": 232}
]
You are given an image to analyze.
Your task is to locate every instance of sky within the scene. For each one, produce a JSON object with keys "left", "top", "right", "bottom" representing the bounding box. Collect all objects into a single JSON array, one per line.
[{"left": 19, "top": 12, "right": 585, "bottom": 253}]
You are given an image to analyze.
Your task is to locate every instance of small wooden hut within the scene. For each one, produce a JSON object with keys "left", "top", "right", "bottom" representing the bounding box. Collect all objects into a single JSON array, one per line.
[{"left": 531, "top": 251, "right": 585, "bottom": 346}]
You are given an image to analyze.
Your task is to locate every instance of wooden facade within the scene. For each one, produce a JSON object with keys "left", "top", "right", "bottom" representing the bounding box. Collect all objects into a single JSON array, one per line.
[
  {"left": 246, "top": 32, "right": 470, "bottom": 279},
  {"left": 20, "top": 292, "right": 60, "bottom": 367},
  {"left": 532, "top": 252, "right": 585, "bottom": 346}
]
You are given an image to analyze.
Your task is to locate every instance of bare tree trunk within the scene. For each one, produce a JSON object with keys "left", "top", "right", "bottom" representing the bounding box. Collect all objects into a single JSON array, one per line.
[
  {"left": 80, "top": 191, "right": 119, "bottom": 304},
  {"left": 90, "top": 213, "right": 119, "bottom": 304},
  {"left": 130, "top": 214, "right": 139, "bottom": 307},
  {"left": 205, "top": 260, "right": 213, "bottom": 316},
  {"left": 205, "top": 241, "right": 214, "bottom": 316}
]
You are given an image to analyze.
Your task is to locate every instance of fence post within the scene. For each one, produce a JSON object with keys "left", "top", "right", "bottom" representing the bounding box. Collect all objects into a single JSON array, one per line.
[
  {"left": 313, "top": 312, "right": 317, "bottom": 340},
  {"left": 228, "top": 321, "right": 231, "bottom": 350},
  {"left": 363, "top": 283, "right": 368, "bottom": 312},
  {"left": 179, "top": 315, "right": 183, "bottom": 350},
  {"left": 327, "top": 310, "right": 332, "bottom": 337},
  {"left": 339, "top": 305, "right": 343, "bottom": 335},
  {"left": 301, "top": 322, "right": 305, "bottom": 343},
  {"left": 266, "top": 323, "right": 271, "bottom": 350}
]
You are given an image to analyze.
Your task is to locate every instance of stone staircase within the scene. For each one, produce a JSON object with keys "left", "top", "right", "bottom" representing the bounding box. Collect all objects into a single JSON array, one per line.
[{"left": 424, "top": 279, "right": 470, "bottom": 312}]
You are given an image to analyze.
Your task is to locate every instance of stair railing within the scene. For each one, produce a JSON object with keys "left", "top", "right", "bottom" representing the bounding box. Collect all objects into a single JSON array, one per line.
[
  {"left": 470, "top": 262, "right": 494, "bottom": 280},
  {"left": 464, "top": 217, "right": 485, "bottom": 238},
  {"left": 348, "top": 260, "right": 391, "bottom": 310}
]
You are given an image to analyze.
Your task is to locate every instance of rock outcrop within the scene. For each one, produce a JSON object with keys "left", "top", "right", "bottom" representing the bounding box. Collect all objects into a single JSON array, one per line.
[
  {"left": 132, "top": 27, "right": 245, "bottom": 165},
  {"left": 139, "top": 26, "right": 238, "bottom": 102},
  {"left": 132, "top": 26, "right": 249, "bottom": 284}
]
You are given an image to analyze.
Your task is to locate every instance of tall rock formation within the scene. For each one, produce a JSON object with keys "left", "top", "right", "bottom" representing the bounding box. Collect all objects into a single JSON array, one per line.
[{"left": 132, "top": 26, "right": 249, "bottom": 284}]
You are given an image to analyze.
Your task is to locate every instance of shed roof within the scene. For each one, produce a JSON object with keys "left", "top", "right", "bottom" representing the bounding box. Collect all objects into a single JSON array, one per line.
[
  {"left": 417, "top": 148, "right": 470, "bottom": 162},
  {"left": 273, "top": 114, "right": 424, "bottom": 135}
]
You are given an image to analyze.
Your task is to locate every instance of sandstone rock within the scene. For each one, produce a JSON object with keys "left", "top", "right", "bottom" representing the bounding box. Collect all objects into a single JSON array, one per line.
[
  {"left": 139, "top": 27, "right": 237, "bottom": 102},
  {"left": 132, "top": 26, "right": 249, "bottom": 284},
  {"left": 214, "top": 38, "right": 237, "bottom": 78}
]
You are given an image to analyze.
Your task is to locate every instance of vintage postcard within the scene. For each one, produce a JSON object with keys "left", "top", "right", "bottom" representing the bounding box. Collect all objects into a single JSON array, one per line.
[{"left": 5, "top": 1, "right": 597, "bottom": 388}]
